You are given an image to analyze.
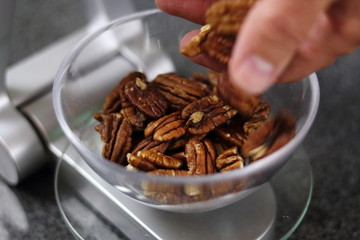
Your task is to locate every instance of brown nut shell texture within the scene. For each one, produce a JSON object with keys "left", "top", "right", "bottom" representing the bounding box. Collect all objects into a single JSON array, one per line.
[
  {"left": 185, "top": 138, "right": 217, "bottom": 175},
  {"left": 94, "top": 71, "right": 296, "bottom": 181},
  {"left": 137, "top": 150, "right": 183, "bottom": 169},
  {"left": 131, "top": 138, "right": 170, "bottom": 155},
  {"left": 153, "top": 73, "right": 211, "bottom": 110},
  {"left": 242, "top": 111, "right": 296, "bottom": 161},
  {"left": 181, "top": 95, "right": 237, "bottom": 135},
  {"left": 144, "top": 111, "right": 186, "bottom": 142},
  {"left": 243, "top": 102, "right": 270, "bottom": 134},
  {"left": 94, "top": 113, "right": 132, "bottom": 165},
  {"left": 103, "top": 72, "right": 146, "bottom": 129},
  {"left": 124, "top": 74, "right": 168, "bottom": 118},
  {"left": 182, "top": 0, "right": 258, "bottom": 65},
  {"left": 215, "top": 146, "right": 244, "bottom": 172}
]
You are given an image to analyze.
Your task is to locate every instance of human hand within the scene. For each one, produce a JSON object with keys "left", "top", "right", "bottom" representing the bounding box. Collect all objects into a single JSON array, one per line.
[{"left": 155, "top": 0, "right": 360, "bottom": 94}]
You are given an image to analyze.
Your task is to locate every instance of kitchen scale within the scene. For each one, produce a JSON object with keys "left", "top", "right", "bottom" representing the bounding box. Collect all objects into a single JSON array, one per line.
[
  {"left": 1, "top": 1, "right": 313, "bottom": 239},
  {"left": 55, "top": 143, "right": 312, "bottom": 240}
]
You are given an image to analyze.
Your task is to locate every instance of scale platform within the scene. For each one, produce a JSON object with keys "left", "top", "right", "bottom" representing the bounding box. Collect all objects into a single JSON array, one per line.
[{"left": 55, "top": 142, "right": 312, "bottom": 240}]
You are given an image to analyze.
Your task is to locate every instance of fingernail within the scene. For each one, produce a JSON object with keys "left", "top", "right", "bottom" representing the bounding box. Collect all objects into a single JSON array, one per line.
[{"left": 230, "top": 54, "right": 275, "bottom": 94}]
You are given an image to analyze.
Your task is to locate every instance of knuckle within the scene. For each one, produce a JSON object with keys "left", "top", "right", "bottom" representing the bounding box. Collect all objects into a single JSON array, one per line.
[
  {"left": 338, "top": 19, "right": 360, "bottom": 45},
  {"left": 300, "top": 42, "right": 323, "bottom": 60}
]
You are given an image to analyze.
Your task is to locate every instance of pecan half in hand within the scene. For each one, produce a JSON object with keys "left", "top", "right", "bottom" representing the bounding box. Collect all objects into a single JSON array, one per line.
[
  {"left": 144, "top": 112, "right": 186, "bottom": 142},
  {"left": 216, "top": 73, "right": 261, "bottom": 117},
  {"left": 182, "top": 95, "right": 237, "bottom": 135},
  {"left": 205, "top": 0, "right": 256, "bottom": 36},
  {"left": 94, "top": 113, "right": 132, "bottom": 165},
  {"left": 181, "top": 24, "right": 212, "bottom": 58},
  {"left": 201, "top": 31, "right": 235, "bottom": 65},
  {"left": 181, "top": 0, "right": 257, "bottom": 64}
]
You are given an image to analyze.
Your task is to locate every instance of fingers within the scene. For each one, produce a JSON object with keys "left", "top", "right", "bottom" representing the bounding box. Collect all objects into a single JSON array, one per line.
[
  {"left": 158, "top": 0, "right": 360, "bottom": 93},
  {"left": 327, "top": 0, "right": 360, "bottom": 47},
  {"left": 276, "top": 13, "right": 345, "bottom": 83},
  {"left": 228, "top": 0, "right": 333, "bottom": 94},
  {"left": 155, "top": 0, "right": 219, "bottom": 24},
  {"left": 278, "top": 0, "right": 360, "bottom": 83}
]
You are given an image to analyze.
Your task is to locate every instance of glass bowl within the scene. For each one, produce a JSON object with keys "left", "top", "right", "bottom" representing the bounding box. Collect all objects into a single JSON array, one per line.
[{"left": 53, "top": 9, "right": 319, "bottom": 212}]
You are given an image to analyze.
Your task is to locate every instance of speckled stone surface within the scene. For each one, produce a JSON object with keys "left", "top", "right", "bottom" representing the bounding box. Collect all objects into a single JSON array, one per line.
[
  {"left": 289, "top": 50, "right": 360, "bottom": 240},
  {"left": 2, "top": 0, "right": 360, "bottom": 239}
]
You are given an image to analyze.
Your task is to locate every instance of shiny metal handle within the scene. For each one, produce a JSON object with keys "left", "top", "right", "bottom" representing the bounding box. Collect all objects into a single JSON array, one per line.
[{"left": 0, "top": 0, "right": 47, "bottom": 185}]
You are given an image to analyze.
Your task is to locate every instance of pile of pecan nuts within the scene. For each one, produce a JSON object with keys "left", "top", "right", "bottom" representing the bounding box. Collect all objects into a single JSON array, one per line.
[
  {"left": 94, "top": 71, "right": 295, "bottom": 177},
  {"left": 92, "top": 0, "right": 296, "bottom": 204}
]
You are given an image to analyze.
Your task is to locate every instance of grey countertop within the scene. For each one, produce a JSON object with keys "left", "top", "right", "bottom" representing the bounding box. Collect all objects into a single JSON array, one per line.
[{"left": 2, "top": 0, "right": 360, "bottom": 239}]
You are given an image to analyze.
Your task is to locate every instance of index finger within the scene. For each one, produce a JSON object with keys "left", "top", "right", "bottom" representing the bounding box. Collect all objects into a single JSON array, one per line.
[
  {"left": 155, "top": 0, "right": 220, "bottom": 24},
  {"left": 229, "top": 0, "right": 333, "bottom": 94}
]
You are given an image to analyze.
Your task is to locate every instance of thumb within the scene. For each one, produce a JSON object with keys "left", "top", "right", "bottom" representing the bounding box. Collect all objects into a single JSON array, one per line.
[{"left": 229, "top": 0, "right": 332, "bottom": 94}]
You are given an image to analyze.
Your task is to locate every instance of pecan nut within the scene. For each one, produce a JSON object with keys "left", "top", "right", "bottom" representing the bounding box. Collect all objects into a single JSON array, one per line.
[
  {"left": 142, "top": 176, "right": 185, "bottom": 204},
  {"left": 148, "top": 169, "right": 191, "bottom": 176},
  {"left": 94, "top": 113, "right": 132, "bottom": 165},
  {"left": 208, "top": 181, "right": 236, "bottom": 198},
  {"left": 131, "top": 138, "right": 170, "bottom": 154},
  {"left": 124, "top": 74, "right": 169, "bottom": 118},
  {"left": 205, "top": 0, "right": 257, "bottom": 35},
  {"left": 144, "top": 112, "right": 186, "bottom": 142},
  {"left": 100, "top": 72, "right": 146, "bottom": 129},
  {"left": 170, "top": 152, "right": 187, "bottom": 162},
  {"left": 216, "top": 73, "right": 261, "bottom": 117},
  {"left": 102, "top": 81, "right": 123, "bottom": 114},
  {"left": 215, "top": 115, "right": 248, "bottom": 147},
  {"left": 243, "top": 102, "right": 270, "bottom": 134},
  {"left": 260, "top": 111, "right": 296, "bottom": 158},
  {"left": 144, "top": 192, "right": 183, "bottom": 204},
  {"left": 201, "top": 31, "right": 235, "bottom": 65},
  {"left": 215, "top": 146, "right": 244, "bottom": 172},
  {"left": 102, "top": 72, "right": 144, "bottom": 114},
  {"left": 137, "top": 150, "right": 183, "bottom": 169},
  {"left": 182, "top": 0, "right": 257, "bottom": 64},
  {"left": 242, "top": 111, "right": 296, "bottom": 160},
  {"left": 206, "top": 70, "right": 220, "bottom": 87},
  {"left": 181, "top": 24, "right": 212, "bottom": 58},
  {"left": 153, "top": 73, "right": 210, "bottom": 110},
  {"left": 168, "top": 137, "right": 189, "bottom": 150},
  {"left": 182, "top": 95, "right": 237, "bottom": 135},
  {"left": 126, "top": 153, "right": 156, "bottom": 171},
  {"left": 185, "top": 138, "right": 217, "bottom": 175},
  {"left": 120, "top": 101, "right": 146, "bottom": 129}
]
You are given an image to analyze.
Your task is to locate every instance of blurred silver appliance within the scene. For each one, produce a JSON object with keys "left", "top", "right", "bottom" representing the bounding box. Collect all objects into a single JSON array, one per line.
[{"left": 0, "top": 0, "right": 144, "bottom": 186}]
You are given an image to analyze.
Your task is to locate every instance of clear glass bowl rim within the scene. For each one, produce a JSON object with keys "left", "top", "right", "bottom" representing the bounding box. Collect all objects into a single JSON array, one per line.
[{"left": 53, "top": 9, "right": 320, "bottom": 184}]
